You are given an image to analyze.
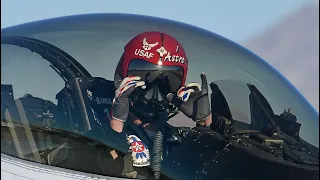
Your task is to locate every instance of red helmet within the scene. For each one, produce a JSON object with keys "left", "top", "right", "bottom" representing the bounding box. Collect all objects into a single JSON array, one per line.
[{"left": 115, "top": 31, "right": 188, "bottom": 93}]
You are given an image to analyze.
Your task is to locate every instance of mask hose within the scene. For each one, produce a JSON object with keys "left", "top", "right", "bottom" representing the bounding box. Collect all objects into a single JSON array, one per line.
[
  {"left": 131, "top": 81, "right": 168, "bottom": 179},
  {"left": 151, "top": 108, "right": 168, "bottom": 179}
]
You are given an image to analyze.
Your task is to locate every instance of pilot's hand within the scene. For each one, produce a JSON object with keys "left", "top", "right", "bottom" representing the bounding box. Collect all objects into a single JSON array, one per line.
[
  {"left": 167, "top": 73, "right": 211, "bottom": 123},
  {"left": 111, "top": 76, "right": 146, "bottom": 123}
]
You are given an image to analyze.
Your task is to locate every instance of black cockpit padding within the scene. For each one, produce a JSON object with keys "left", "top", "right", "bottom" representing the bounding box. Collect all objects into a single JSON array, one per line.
[
  {"left": 62, "top": 76, "right": 115, "bottom": 133},
  {"left": 79, "top": 76, "right": 115, "bottom": 124},
  {"left": 249, "top": 93, "right": 273, "bottom": 129},
  {"left": 86, "top": 77, "right": 115, "bottom": 122},
  {"left": 209, "top": 82, "right": 233, "bottom": 120},
  {"left": 209, "top": 82, "right": 236, "bottom": 134},
  {"left": 248, "top": 84, "right": 282, "bottom": 132},
  {"left": 248, "top": 85, "right": 275, "bottom": 117},
  {"left": 1, "top": 84, "right": 21, "bottom": 122}
]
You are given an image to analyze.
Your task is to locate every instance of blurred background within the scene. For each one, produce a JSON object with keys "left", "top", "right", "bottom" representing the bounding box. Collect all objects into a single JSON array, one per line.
[{"left": 1, "top": 0, "right": 319, "bottom": 111}]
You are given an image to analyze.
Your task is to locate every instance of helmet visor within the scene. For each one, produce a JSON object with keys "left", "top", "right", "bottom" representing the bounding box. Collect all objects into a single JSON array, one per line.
[{"left": 127, "top": 59, "right": 184, "bottom": 94}]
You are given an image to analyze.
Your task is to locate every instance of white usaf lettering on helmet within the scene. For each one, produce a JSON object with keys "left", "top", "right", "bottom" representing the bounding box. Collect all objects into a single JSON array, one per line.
[
  {"left": 134, "top": 49, "right": 154, "bottom": 59},
  {"left": 134, "top": 38, "right": 158, "bottom": 59}
]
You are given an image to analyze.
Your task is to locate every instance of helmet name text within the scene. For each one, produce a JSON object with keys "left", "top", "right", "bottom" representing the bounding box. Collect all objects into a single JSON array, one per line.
[
  {"left": 134, "top": 49, "right": 154, "bottom": 59},
  {"left": 164, "top": 52, "right": 185, "bottom": 64}
]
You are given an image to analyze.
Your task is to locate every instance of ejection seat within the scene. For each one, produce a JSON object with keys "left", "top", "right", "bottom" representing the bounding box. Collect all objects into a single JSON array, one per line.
[
  {"left": 56, "top": 77, "right": 116, "bottom": 139},
  {"left": 56, "top": 76, "right": 153, "bottom": 149}
]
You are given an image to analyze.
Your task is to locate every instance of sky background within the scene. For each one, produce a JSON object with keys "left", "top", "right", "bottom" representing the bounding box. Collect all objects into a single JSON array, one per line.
[
  {"left": 1, "top": 0, "right": 318, "bottom": 108},
  {"left": 1, "top": 0, "right": 315, "bottom": 42}
]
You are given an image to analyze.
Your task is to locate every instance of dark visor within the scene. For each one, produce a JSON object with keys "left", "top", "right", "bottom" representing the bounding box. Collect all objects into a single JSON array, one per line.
[{"left": 127, "top": 59, "right": 184, "bottom": 93}]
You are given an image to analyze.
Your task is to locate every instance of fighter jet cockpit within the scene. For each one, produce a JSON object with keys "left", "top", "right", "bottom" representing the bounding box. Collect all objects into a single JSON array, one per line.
[{"left": 1, "top": 14, "right": 319, "bottom": 180}]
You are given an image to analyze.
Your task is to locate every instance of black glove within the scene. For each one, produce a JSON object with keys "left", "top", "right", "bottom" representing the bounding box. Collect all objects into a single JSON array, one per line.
[
  {"left": 111, "top": 76, "right": 145, "bottom": 122},
  {"left": 167, "top": 73, "right": 211, "bottom": 122}
]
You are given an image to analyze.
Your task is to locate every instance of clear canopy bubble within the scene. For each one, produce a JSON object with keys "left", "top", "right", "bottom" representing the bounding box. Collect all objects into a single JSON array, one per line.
[{"left": 1, "top": 14, "right": 319, "bottom": 180}]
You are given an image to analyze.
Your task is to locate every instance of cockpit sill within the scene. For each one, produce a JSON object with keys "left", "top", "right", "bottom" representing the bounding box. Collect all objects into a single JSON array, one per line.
[
  {"left": 1, "top": 153, "right": 131, "bottom": 180},
  {"left": 1, "top": 119, "right": 319, "bottom": 180}
]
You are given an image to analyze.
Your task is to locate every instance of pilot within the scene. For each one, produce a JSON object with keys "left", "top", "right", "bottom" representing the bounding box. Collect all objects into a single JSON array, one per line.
[{"left": 109, "top": 31, "right": 212, "bottom": 176}]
